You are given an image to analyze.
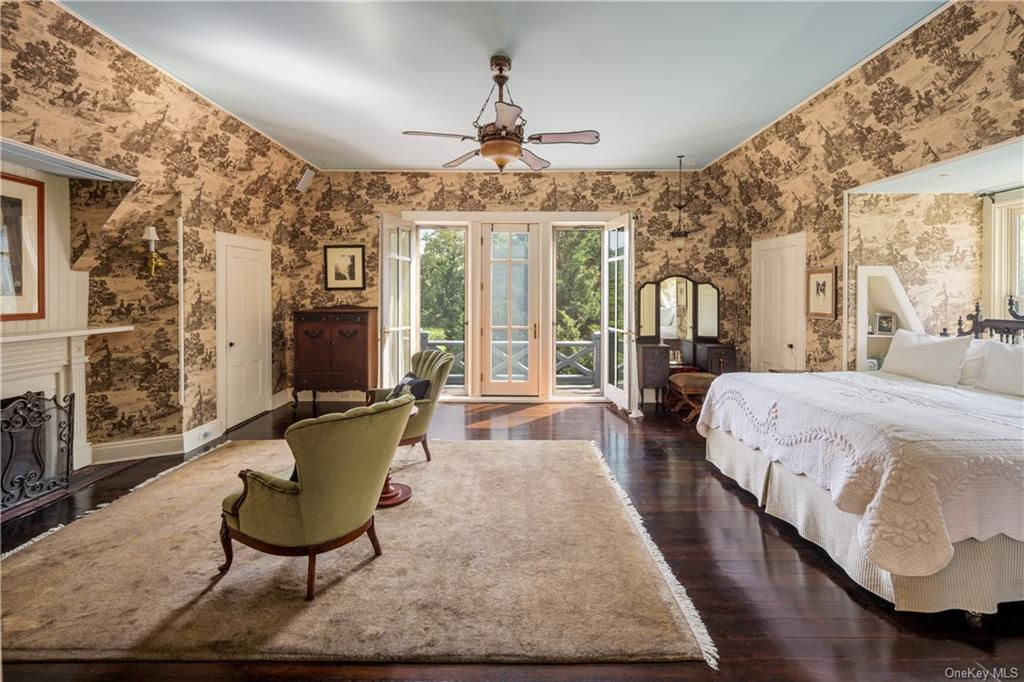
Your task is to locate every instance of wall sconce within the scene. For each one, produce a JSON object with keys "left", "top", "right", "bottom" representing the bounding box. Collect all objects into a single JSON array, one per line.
[{"left": 142, "top": 225, "right": 164, "bottom": 276}]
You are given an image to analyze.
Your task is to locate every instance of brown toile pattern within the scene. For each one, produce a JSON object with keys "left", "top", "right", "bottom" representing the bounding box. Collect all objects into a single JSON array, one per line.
[
  {"left": 692, "top": 0, "right": 1023, "bottom": 369},
  {"left": 2, "top": 0, "right": 1022, "bottom": 443},
  {"left": 2, "top": 0, "right": 309, "bottom": 441},
  {"left": 846, "top": 192, "right": 983, "bottom": 368}
]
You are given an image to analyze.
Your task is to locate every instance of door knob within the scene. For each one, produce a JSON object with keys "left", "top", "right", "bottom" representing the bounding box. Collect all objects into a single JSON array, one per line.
[{"left": 787, "top": 343, "right": 794, "bottom": 349}]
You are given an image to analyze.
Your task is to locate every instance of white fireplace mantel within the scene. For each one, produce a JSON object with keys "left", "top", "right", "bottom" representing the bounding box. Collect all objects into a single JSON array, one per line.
[{"left": 1, "top": 325, "right": 134, "bottom": 469}]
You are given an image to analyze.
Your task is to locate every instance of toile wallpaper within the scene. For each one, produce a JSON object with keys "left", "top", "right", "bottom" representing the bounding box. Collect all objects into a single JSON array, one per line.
[
  {"left": 2, "top": 0, "right": 1022, "bottom": 444},
  {"left": 692, "top": 0, "right": 1023, "bottom": 369},
  {"left": 846, "top": 192, "right": 983, "bottom": 368},
  {"left": 2, "top": 0, "right": 309, "bottom": 441}
]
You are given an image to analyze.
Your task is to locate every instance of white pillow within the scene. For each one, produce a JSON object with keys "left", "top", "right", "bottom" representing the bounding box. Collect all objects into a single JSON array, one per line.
[
  {"left": 974, "top": 343, "right": 1024, "bottom": 396},
  {"left": 958, "top": 339, "right": 989, "bottom": 386},
  {"left": 882, "top": 329, "right": 972, "bottom": 386}
]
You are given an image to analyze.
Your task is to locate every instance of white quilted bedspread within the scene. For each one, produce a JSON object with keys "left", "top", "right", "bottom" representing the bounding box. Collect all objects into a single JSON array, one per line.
[{"left": 697, "top": 371, "right": 1024, "bottom": 577}]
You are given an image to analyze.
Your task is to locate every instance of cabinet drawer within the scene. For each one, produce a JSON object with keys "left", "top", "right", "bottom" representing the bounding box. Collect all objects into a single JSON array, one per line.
[
  {"left": 295, "top": 313, "right": 330, "bottom": 324},
  {"left": 294, "top": 372, "right": 367, "bottom": 391},
  {"left": 332, "top": 313, "right": 365, "bottom": 324}
]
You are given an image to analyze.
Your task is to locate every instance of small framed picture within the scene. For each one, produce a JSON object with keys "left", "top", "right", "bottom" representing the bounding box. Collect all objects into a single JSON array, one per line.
[
  {"left": 1, "top": 173, "right": 45, "bottom": 321},
  {"left": 323, "top": 244, "right": 366, "bottom": 290},
  {"left": 874, "top": 313, "right": 895, "bottom": 336},
  {"left": 806, "top": 266, "right": 836, "bottom": 320}
]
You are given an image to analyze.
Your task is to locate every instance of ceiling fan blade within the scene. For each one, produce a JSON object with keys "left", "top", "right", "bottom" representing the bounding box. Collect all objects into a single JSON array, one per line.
[
  {"left": 519, "top": 148, "right": 550, "bottom": 172},
  {"left": 526, "top": 130, "right": 600, "bottom": 145},
  {"left": 403, "top": 131, "right": 476, "bottom": 142},
  {"left": 494, "top": 102, "right": 523, "bottom": 130},
  {"left": 442, "top": 149, "right": 480, "bottom": 168}
]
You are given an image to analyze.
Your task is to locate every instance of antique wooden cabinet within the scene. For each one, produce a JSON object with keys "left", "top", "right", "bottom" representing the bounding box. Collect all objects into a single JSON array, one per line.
[{"left": 292, "top": 307, "right": 378, "bottom": 406}]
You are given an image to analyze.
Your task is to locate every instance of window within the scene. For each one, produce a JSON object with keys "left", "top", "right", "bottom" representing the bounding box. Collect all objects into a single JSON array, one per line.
[
  {"left": 983, "top": 196, "right": 1024, "bottom": 316},
  {"left": 1013, "top": 204, "right": 1024, "bottom": 297}
]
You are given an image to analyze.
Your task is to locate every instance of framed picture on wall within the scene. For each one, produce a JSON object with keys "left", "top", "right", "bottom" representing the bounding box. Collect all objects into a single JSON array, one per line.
[
  {"left": 1, "top": 173, "right": 45, "bottom": 321},
  {"left": 806, "top": 266, "right": 836, "bottom": 320},
  {"left": 323, "top": 244, "right": 366, "bottom": 290}
]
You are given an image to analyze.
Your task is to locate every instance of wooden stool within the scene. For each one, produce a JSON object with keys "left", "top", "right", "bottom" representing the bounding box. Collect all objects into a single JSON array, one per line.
[{"left": 667, "top": 372, "right": 717, "bottom": 423}]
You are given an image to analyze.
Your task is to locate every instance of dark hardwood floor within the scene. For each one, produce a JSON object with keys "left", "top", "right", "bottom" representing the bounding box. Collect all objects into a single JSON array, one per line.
[{"left": 3, "top": 401, "right": 1022, "bottom": 681}]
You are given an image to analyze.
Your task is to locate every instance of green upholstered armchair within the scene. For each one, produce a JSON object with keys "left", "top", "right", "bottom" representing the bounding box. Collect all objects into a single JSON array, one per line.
[
  {"left": 366, "top": 349, "right": 453, "bottom": 461},
  {"left": 218, "top": 393, "right": 414, "bottom": 600}
]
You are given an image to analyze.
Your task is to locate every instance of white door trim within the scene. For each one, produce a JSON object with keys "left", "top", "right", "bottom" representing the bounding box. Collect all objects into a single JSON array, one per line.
[
  {"left": 751, "top": 231, "right": 806, "bottom": 372},
  {"left": 216, "top": 231, "right": 272, "bottom": 432}
]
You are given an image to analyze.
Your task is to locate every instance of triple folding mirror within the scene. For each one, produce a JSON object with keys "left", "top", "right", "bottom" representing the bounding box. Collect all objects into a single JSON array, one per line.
[{"left": 637, "top": 276, "right": 720, "bottom": 344}]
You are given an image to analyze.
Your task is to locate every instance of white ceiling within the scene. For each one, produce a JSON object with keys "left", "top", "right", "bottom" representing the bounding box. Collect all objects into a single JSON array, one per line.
[
  {"left": 65, "top": 1, "right": 943, "bottom": 171},
  {"left": 852, "top": 138, "right": 1024, "bottom": 194}
]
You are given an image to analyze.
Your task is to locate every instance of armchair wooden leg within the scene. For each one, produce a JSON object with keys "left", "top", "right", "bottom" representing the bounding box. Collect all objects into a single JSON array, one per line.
[
  {"left": 218, "top": 517, "right": 233, "bottom": 574},
  {"left": 421, "top": 437, "right": 431, "bottom": 462},
  {"left": 367, "top": 517, "right": 382, "bottom": 556},
  {"left": 306, "top": 550, "right": 317, "bottom": 601}
]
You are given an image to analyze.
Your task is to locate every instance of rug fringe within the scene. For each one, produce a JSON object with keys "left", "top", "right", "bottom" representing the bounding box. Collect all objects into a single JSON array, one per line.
[
  {"left": 589, "top": 441, "right": 720, "bottom": 670},
  {"left": 1, "top": 441, "right": 232, "bottom": 562}
]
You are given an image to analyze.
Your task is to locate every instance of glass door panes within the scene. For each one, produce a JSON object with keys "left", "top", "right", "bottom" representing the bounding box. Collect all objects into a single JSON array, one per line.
[
  {"left": 482, "top": 224, "right": 538, "bottom": 395},
  {"left": 602, "top": 215, "right": 631, "bottom": 410},
  {"left": 382, "top": 218, "right": 414, "bottom": 386},
  {"left": 418, "top": 226, "right": 466, "bottom": 391}
]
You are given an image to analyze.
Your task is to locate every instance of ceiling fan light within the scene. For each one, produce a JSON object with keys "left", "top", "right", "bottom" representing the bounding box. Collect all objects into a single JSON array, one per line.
[{"left": 481, "top": 137, "right": 522, "bottom": 171}]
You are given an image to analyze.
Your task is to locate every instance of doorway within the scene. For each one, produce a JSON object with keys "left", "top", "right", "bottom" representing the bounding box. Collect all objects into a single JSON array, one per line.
[
  {"left": 216, "top": 232, "right": 272, "bottom": 429},
  {"left": 751, "top": 232, "right": 806, "bottom": 372},
  {"left": 380, "top": 212, "right": 635, "bottom": 408}
]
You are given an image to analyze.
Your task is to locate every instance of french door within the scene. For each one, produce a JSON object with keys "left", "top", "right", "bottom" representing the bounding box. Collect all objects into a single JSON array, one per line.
[
  {"left": 601, "top": 214, "right": 633, "bottom": 411},
  {"left": 380, "top": 214, "right": 416, "bottom": 386},
  {"left": 480, "top": 223, "right": 540, "bottom": 396}
]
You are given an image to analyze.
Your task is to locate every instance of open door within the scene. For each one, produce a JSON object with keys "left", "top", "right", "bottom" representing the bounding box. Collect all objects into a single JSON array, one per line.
[
  {"left": 601, "top": 214, "right": 633, "bottom": 411},
  {"left": 379, "top": 213, "right": 416, "bottom": 386}
]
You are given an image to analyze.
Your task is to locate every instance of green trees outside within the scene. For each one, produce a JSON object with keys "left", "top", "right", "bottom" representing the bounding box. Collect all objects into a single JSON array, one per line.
[
  {"left": 554, "top": 229, "right": 601, "bottom": 341},
  {"left": 419, "top": 228, "right": 466, "bottom": 341},
  {"left": 418, "top": 227, "right": 602, "bottom": 378}
]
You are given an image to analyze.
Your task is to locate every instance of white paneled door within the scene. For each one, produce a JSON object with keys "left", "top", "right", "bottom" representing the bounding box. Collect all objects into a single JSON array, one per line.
[
  {"left": 481, "top": 223, "right": 539, "bottom": 396},
  {"left": 601, "top": 214, "right": 633, "bottom": 411},
  {"left": 751, "top": 232, "right": 806, "bottom": 372},
  {"left": 222, "top": 236, "right": 271, "bottom": 428}
]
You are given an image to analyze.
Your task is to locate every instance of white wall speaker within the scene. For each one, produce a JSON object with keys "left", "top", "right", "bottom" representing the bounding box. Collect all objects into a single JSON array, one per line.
[{"left": 296, "top": 168, "right": 315, "bottom": 193}]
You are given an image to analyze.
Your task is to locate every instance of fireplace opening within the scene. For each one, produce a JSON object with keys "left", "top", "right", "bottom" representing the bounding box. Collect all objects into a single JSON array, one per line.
[{"left": 1, "top": 392, "right": 74, "bottom": 511}]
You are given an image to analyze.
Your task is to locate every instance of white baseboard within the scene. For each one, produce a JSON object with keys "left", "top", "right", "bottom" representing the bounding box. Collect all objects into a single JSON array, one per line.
[
  {"left": 272, "top": 388, "right": 293, "bottom": 409},
  {"left": 92, "top": 418, "right": 223, "bottom": 465},
  {"left": 183, "top": 418, "right": 223, "bottom": 452}
]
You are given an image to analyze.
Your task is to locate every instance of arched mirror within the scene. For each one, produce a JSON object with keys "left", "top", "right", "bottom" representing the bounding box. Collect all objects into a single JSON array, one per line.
[{"left": 637, "top": 276, "right": 720, "bottom": 344}]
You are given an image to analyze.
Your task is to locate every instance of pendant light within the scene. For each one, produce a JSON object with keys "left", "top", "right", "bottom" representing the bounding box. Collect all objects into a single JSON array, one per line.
[{"left": 669, "top": 154, "right": 705, "bottom": 250}]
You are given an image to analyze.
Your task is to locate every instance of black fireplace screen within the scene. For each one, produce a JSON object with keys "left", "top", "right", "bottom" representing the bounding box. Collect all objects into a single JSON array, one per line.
[{"left": 1, "top": 392, "right": 74, "bottom": 510}]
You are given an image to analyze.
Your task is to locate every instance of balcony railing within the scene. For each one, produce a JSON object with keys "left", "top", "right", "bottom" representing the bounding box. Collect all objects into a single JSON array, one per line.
[{"left": 421, "top": 332, "right": 601, "bottom": 388}]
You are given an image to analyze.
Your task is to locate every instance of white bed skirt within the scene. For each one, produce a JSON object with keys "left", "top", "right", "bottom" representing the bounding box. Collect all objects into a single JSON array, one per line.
[{"left": 706, "top": 427, "right": 1024, "bottom": 614}]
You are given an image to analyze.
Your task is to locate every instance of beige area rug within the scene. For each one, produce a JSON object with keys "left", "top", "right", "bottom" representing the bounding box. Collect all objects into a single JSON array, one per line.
[{"left": 1, "top": 440, "right": 716, "bottom": 667}]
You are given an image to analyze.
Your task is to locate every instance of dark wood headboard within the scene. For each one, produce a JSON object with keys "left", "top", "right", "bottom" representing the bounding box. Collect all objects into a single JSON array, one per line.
[{"left": 943, "top": 298, "right": 1024, "bottom": 344}]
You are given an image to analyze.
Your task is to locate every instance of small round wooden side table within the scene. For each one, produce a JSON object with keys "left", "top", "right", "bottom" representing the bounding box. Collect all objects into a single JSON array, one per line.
[
  {"left": 377, "top": 404, "right": 418, "bottom": 508},
  {"left": 667, "top": 372, "right": 717, "bottom": 423}
]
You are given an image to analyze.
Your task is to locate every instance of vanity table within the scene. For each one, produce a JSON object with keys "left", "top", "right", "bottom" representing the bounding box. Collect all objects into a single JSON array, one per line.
[{"left": 636, "top": 274, "right": 735, "bottom": 408}]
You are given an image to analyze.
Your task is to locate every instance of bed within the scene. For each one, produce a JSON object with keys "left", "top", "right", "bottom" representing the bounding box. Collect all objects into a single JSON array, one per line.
[{"left": 697, "top": 341, "right": 1024, "bottom": 614}]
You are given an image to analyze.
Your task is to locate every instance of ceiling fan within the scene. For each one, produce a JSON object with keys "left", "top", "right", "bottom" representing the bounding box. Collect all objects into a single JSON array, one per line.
[{"left": 403, "top": 54, "right": 600, "bottom": 172}]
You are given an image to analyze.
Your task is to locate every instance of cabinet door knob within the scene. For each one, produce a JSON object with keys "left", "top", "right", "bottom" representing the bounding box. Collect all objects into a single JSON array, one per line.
[
  {"left": 787, "top": 343, "right": 794, "bottom": 349},
  {"left": 228, "top": 341, "right": 235, "bottom": 348}
]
